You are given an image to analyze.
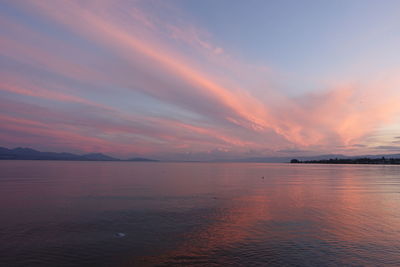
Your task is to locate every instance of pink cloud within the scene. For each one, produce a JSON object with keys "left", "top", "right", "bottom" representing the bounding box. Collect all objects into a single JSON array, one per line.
[{"left": 1, "top": 1, "right": 400, "bottom": 158}]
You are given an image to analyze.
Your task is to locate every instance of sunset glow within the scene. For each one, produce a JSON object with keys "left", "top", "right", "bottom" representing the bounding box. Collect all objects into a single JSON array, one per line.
[{"left": 2, "top": 0, "right": 400, "bottom": 160}]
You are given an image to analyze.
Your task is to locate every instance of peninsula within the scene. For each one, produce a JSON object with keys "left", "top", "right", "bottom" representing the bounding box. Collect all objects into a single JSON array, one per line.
[{"left": 290, "top": 157, "right": 400, "bottom": 165}]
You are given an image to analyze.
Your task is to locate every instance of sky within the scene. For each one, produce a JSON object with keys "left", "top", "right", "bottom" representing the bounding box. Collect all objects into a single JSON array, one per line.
[{"left": 1, "top": 0, "right": 400, "bottom": 160}]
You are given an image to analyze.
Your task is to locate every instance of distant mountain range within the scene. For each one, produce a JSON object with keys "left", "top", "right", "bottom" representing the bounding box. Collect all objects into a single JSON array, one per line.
[
  {"left": 0, "top": 147, "right": 158, "bottom": 162},
  {"left": 2, "top": 146, "right": 400, "bottom": 163}
]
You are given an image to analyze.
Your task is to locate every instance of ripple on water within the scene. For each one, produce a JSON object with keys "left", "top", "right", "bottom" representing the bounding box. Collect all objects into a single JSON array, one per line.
[{"left": 1, "top": 162, "right": 400, "bottom": 266}]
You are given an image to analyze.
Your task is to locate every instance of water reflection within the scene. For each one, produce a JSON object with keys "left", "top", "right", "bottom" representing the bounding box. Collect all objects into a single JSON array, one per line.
[
  {"left": 0, "top": 162, "right": 400, "bottom": 266},
  {"left": 140, "top": 164, "right": 400, "bottom": 266}
]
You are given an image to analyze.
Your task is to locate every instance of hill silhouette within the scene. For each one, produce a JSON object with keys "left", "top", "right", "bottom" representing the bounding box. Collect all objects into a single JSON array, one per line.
[{"left": 0, "top": 147, "right": 157, "bottom": 162}]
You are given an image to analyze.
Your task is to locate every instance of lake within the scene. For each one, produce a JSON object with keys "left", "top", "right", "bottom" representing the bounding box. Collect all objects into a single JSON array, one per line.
[{"left": 1, "top": 161, "right": 400, "bottom": 266}]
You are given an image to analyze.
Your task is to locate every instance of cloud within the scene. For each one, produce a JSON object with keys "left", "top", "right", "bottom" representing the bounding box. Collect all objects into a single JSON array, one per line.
[
  {"left": 1, "top": 0, "right": 400, "bottom": 159},
  {"left": 277, "top": 149, "right": 310, "bottom": 154},
  {"left": 373, "top": 146, "right": 400, "bottom": 151}
]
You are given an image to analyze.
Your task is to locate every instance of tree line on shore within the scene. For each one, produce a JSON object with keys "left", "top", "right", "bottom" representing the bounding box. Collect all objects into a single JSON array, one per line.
[{"left": 290, "top": 157, "right": 400, "bottom": 164}]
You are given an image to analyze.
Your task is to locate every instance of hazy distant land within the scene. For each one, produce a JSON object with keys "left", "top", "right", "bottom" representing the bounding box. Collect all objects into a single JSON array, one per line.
[
  {"left": 290, "top": 157, "right": 400, "bottom": 165},
  {"left": 2, "top": 146, "right": 400, "bottom": 164},
  {"left": 0, "top": 147, "right": 158, "bottom": 162}
]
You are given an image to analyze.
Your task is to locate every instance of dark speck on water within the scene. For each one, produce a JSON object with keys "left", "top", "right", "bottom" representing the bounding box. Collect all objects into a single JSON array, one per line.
[{"left": 1, "top": 161, "right": 400, "bottom": 266}]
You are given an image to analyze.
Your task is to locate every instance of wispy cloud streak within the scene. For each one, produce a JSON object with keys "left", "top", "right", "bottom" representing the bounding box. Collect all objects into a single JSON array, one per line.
[{"left": 1, "top": 0, "right": 400, "bottom": 158}]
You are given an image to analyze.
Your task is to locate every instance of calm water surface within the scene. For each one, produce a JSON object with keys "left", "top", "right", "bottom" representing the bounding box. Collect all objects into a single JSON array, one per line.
[{"left": 1, "top": 161, "right": 400, "bottom": 266}]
